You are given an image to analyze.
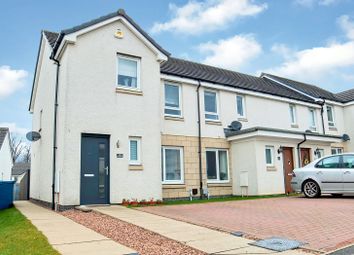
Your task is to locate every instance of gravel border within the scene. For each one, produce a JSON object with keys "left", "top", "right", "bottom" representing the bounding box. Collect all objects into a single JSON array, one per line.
[{"left": 61, "top": 210, "right": 206, "bottom": 255}]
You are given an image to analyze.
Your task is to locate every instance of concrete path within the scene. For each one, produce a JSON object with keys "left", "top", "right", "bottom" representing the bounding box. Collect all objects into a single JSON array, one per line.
[
  {"left": 14, "top": 201, "right": 137, "bottom": 255},
  {"left": 94, "top": 205, "right": 310, "bottom": 255}
]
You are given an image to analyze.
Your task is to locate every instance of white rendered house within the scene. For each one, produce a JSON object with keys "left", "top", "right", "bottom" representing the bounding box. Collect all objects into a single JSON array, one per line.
[
  {"left": 29, "top": 9, "right": 354, "bottom": 210},
  {"left": 0, "top": 128, "right": 14, "bottom": 181}
]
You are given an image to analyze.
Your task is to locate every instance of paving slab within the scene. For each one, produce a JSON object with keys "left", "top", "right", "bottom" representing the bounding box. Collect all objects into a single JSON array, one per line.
[
  {"left": 14, "top": 201, "right": 136, "bottom": 255},
  {"left": 94, "top": 205, "right": 308, "bottom": 255}
]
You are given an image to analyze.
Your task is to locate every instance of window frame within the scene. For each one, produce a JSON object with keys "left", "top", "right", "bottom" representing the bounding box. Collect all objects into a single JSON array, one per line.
[
  {"left": 326, "top": 105, "right": 335, "bottom": 127},
  {"left": 309, "top": 108, "right": 317, "bottom": 131},
  {"left": 162, "top": 146, "right": 184, "bottom": 184},
  {"left": 129, "top": 137, "right": 141, "bottom": 165},
  {"left": 342, "top": 155, "right": 354, "bottom": 169},
  {"left": 206, "top": 148, "right": 230, "bottom": 183},
  {"left": 204, "top": 90, "right": 219, "bottom": 121},
  {"left": 331, "top": 147, "right": 343, "bottom": 155},
  {"left": 164, "top": 82, "right": 182, "bottom": 117},
  {"left": 117, "top": 54, "right": 141, "bottom": 90},
  {"left": 265, "top": 146, "right": 275, "bottom": 167},
  {"left": 289, "top": 104, "right": 297, "bottom": 125},
  {"left": 236, "top": 95, "right": 246, "bottom": 118}
]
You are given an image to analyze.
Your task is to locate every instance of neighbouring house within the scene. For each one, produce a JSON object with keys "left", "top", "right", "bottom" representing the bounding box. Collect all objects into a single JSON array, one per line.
[
  {"left": 0, "top": 128, "right": 13, "bottom": 181},
  {"left": 12, "top": 162, "right": 31, "bottom": 200},
  {"left": 29, "top": 9, "right": 354, "bottom": 210}
]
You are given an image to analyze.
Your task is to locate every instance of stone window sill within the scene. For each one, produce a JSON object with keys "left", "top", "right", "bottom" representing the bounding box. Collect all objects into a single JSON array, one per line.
[
  {"left": 162, "top": 184, "right": 186, "bottom": 189},
  {"left": 164, "top": 116, "right": 184, "bottom": 122},
  {"left": 129, "top": 165, "right": 143, "bottom": 171},
  {"left": 266, "top": 166, "right": 277, "bottom": 171},
  {"left": 207, "top": 183, "right": 232, "bottom": 187},
  {"left": 205, "top": 120, "right": 222, "bottom": 126},
  {"left": 291, "top": 124, "right": 299, "bottom": 128},
  {"left": 116, "top": 87, "right": 143, "bottom": 96},
  {"left": 237, "top": 117, "right": 248, "bottom": 122},
  {"left": 329, "top": 127, "right": 337, "bottom": 131}
]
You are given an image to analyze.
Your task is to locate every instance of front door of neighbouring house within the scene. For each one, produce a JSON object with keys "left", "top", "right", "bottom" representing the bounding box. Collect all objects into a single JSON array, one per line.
[
  {"left": 81, "top": 134, "right": 109, "bottom": 205},
  {"left": 282, "top": 147, "right": 294, "bottom": 194},
  {"left": 300, "top": 148, "right": 311, "bottom": 167}
]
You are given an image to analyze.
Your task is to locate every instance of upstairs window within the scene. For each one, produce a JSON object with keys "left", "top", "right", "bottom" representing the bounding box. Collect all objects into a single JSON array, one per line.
[
  {"left": 236, "top": 95, "right": 246, "bottom": 118},
  {"left": 204, "top": 91, "right": 219, "bottom": 120},
  {"left": 289, "top": 105, "right": 297, "bottom": 125},
  {"left": 164, "top": 83, "right": 181, "bottom": 116},
  {"left": 309, "top": 108, "right": 317, "bottom": 131},
  {"left": 117, "top": 55, "right": 140, "bottom": 89},
  {"left": 326, "top": 105, "right": 335, "bottom": 127}
]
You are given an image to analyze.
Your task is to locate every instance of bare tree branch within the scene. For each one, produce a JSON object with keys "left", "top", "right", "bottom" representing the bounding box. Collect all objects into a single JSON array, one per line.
[
  {"left": 22, "top": 144, "right": 31, "bottom": 163},
  {"left": 10, "top": 134, "right": 25, "bottom": 163}
]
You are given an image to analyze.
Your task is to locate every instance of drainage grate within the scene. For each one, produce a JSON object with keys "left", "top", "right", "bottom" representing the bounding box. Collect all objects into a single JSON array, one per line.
[{"left": 250, "top": 237, "right": 306, "bottom": 252}]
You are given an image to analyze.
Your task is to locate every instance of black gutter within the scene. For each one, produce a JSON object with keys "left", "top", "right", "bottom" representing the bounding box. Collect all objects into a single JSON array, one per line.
[
  {"left": 320, "top": 99, "right": 326, "bottom": 135},
  {"left": 196, "top": 81, "right": 203, "bottom": 199},
  {"left": 297, "top": 134, "right": 307, "bottom": 167},
  {"left": 50, "top": 55, "right": 60, "bottom": 211}
]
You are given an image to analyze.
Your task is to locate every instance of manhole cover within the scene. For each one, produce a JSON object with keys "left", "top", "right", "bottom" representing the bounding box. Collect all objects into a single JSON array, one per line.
[{"left": 251, "top": 237, "right": 306, "bottom": 252}]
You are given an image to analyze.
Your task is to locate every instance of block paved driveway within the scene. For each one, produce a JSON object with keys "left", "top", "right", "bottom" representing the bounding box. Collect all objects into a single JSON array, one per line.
[{"left": 139, "top": 196, "right": 354, "bottom": 252}]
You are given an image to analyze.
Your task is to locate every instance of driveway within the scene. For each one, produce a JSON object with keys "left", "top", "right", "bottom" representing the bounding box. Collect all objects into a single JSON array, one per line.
[{"left": 139, "top": 196, "right": 354, "bottom": 252}]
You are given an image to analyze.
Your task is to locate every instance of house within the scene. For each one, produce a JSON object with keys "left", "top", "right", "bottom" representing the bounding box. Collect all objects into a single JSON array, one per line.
[
  {"left": 0, "top": 127, "right": 13, "bottom": 181},
  {"left": 29, "top": 9, "right": 354, "bottom": 210},
  {"left": 12, "top": 162, "right": 31, "bottom": 200}
]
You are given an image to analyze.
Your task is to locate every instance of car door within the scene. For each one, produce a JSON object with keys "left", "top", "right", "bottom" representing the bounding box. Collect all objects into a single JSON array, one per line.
[
  {"left": 342, "top": 155, "right": 354, "bottom": 192},
  {"left": 315, "top": 155, "right": 343, "bottom": 192}
]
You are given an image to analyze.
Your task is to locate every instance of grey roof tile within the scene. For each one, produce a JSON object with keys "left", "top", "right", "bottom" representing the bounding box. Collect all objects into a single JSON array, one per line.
[
  {"left": 43, "top": 30, "right": 59, "bottom": 48},
  {"left": 0, "top": 127, "right": 9, "bottom": 150},
  {"left": 161, "top": 57, "right": 316, "bottom": 103},
  {"left": 12, "top": 162, "right": 30, "bottom": 176},
  {"left": 335, "top": 88, "right": 354, "bottom": 103}
]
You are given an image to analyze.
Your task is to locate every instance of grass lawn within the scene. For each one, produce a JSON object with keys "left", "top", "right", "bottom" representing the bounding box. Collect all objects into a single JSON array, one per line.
[{"left": 0, "top": 207, "right": 59, "bottom": 255}]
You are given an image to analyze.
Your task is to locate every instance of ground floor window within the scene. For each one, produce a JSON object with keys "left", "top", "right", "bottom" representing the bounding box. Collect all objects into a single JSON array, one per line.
[
  {"left": 265, "top": 146, "right": 275, "bottom": 166},
  {"left": 162, "top": 146, "right": 184, "bottom": 184},
  {"left": 331, "top": 147, "right": 343, "bottom": 155},
  {"left": 206, "top": 149, "right": 229, "bottom": 182},
  {"left": 315, "top": 148, "right": 325, "bottom": 159}
]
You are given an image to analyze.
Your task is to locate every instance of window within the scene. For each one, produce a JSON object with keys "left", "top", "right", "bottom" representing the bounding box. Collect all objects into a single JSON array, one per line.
[
  {"left": 117, "top": 55, "right": 140, "bottom": 89},
  {"left": 164, "top": 83, "right": 181, "bottom": 116},
  {"left": 236, "top": 95, "right": 246, "bottom": 118},
  {"left": 315, "top": 149, "right": 325, "bottom": 159},
  {"left": 162, "top": 147, "right": 184, "bottom": 184},
  {"left": 204, "top": 91, "right": 219, "bottom": 120},
  {"left": 265, "top": 146, "right": 274, "bottom": 166},
  {"left": 309, "top": 108, "right": 317, "bottom": 130},
  {"left": 289, "top": 105, "right": 297, "bottom": 125},
  {"left": 206, "top": 149, "right": 229, "bottom": 182},
  {"left": 316, "top": 156, "right": 340, "bottom": 168},
  {"left": 331, "top": 147, "right": 343, "bottom": 155},
  {"left": 327, "top": 105, "right": 335, "bottom": 127},
  {"left": 342, "top": 155, "right": 354, "bottom": 168},
  {"left": 129, "top": 138, "right": 141, "bottom": 165}
]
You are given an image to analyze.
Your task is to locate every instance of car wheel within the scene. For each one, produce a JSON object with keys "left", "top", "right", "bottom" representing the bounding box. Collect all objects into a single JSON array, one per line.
[
  {"left": 303, "top": 180, "right": 321, "bottom": 198},
  {"left": 331, "top": 194, "right": 343, "bottom": 197}
]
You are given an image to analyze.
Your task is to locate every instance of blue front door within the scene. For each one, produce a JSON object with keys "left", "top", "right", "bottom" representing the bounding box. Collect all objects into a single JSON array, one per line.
[{"left": 80, "top": 134, "right": 110, "bottom": 205}]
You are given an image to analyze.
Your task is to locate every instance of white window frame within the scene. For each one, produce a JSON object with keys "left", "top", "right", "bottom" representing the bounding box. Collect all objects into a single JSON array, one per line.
[
  {"left": 236, "top": 95, "right": 246, "bottom": 118},
  {"left": 204, "top": 90, "right": 219, "bottom": 121},
  {"left": 129, "top": 137, "right": 141, "bottom": 165},
  {"left": 164, "top": 82, "right": 182, "bottom": 117},
  {"left": 206, "top": 148, "right": 230, "bottom": 183},
  {"left": 265, "top": 146, "right": 275, "bottom": 167},
  {"left": 162, "top": 146, "right": 184, "bottom": 184},
  {"left": 326, "top": 105, "right": 335, "bottom": 127},
  {"left": 289, "top": 104, "right": 297, "bottom": 125},
  {"left": 331, "top": 147, "right": 343, "bottom": 155},
  {"left": 117, "top": 54, "right": 141, "bottom": 90},
  {"left": 309, "top": 108, "right": 317, "bottom": 131},
  {"left": 315, "top": 148, "right": 325, "bottom": 159}
]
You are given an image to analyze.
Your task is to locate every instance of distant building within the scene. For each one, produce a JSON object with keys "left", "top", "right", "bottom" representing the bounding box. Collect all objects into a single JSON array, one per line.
[
  {"left": 0, "top": 127, "right": 13, "bottom": 181},
  {"left": 12, "top": 162, "right": 31, "bottom": 200}
]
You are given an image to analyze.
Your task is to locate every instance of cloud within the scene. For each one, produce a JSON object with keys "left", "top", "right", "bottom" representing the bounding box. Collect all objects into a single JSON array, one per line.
[
  {"left": 262, "top": 15, "right": 354, "bottom": 82},
  {"left": 0, "top": 122, "right": 29, "bottom": 135},
  {"left": 151, "top": 0, "right": 267, "bottom": 34},
  {"left": 294, "top": 0, "right": 340, "bottom": 7},
  {"left": 0, "top": 66, "right": 28, "bottom": 99},
  {"left": 199, "top": 34, "right": 262, "bottom": 70}
]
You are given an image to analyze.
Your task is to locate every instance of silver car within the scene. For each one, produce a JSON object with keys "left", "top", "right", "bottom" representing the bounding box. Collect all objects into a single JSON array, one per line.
[{"left": 291, "top": 153, "right": 354, "bottom": 198}]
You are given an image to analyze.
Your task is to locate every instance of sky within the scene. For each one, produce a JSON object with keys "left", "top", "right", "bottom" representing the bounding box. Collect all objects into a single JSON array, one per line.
[{"left": 1, "top": 0, "right": 354, "bottom": 138}]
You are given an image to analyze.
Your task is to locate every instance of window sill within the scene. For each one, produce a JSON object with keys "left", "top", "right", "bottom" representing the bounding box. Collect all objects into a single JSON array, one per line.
[
  {"left": 237, "top": 117, "right": 248, "bottom": 122},
  {"left": 205, "top": 120, "right": 222, "bottom": 126},
  {"left": 266, "top": 166, "right": 277, "bottom": 171},
  {"left": 116, "top": 87, "right": 143, "bottom": 96},
  {"left": 164, "top": 116, "right": 184, "bottom": 122},
  {"left": 291, "top": 124, "right": 299, "bottom": 128},
  {"left": 329, "top": 126, "right": 337, "bottom": 131},
  {"left": 162, "top": 184, "right": 186, "bottom": 189},
  {"left": 207, "top": 182, "right": 231, "bottom": 187},
  {"left": 129, "top": 165, "right": 143, "bottom": 171}
]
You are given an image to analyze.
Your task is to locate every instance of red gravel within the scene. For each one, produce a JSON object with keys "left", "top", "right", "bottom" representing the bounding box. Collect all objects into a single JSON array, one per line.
[{"left": 61, "top": 210, "right": 206, "bottom": 255}]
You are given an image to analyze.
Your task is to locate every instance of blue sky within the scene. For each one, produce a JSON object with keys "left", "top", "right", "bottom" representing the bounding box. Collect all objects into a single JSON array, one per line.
[{"left": 1, "top": 0, "right": 354, "bottom": 137}]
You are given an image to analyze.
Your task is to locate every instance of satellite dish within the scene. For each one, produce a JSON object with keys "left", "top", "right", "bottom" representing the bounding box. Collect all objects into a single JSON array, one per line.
[
  {"left": 26, "top": 131, "right": 41, "bottom": 142},
  {"left": 342, "top": 134, "right": 350, "bottom": 141},
  {"left": 230, "top": 121, "right": 242, "bottom": 131}
]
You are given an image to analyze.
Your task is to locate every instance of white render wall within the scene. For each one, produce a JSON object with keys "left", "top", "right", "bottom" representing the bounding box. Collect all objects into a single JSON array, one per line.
[
  {"left": 344, "top": 104, "right": 354, "bottom": 151},
  {"left": 0, "top": 134, "right": 13, "bottom": 181},
  {"left": 58, "top": 20, "right": 163, "bottom": 205},
  {"left": 30, "top": 37, "right": 56, "bottom": 203}
]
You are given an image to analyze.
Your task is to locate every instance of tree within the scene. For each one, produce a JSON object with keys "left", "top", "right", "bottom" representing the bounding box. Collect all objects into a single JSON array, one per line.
[
  {"left": 22, "top": 144, "right": 31, "bottom": 163},
  {"left": 10, "top": 134, "right": 25, "bottom": 163}
]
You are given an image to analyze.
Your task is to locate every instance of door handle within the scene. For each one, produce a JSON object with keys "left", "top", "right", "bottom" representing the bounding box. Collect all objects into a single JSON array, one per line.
[
  {"left": 344, "top": 170, "right": 350, "bottom": 174},
  {"left": 316, "top": 171, "right": 323, "bottom": 175},
  {"left": 105, "top": 166, "right": 109, "bottom": 175}
]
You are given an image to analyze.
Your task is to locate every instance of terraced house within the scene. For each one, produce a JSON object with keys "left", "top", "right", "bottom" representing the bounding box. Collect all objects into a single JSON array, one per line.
[{"left": 29, "top": 9, "right": 354, "bottom": 210}]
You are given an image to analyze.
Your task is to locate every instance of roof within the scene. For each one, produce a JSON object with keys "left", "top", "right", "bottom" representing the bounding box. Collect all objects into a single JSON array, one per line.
[
  {"left": 12, "top": 162, "right": 30, "bottom": 176},
  {"left": 161, "top": 57, "right": 316, "bottom": 103},
  {"left": 43, "top": 30, "right": 59, "bottom": 48},
  {"left": 51, "top": 9, "right": 170, "bottom": 57},
  {"left": 335, "top": 88, "right": 354, "bottom": 103},
  {"left": 262, "top": 73, "right": 343, "bottom": 102},
  {"left": 0, "top": 127, "right": 9, "bottom": 150}
]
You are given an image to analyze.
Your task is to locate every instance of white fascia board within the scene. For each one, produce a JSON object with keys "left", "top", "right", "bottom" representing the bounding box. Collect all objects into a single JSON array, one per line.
[
  {"left": 54, "top": 16, "right": 168, "bottom": 62},
  {"left": 161, "top": 74, "right": 321, "bottom": 108},
  {"left": 344, "top": 101, "right": 354, "bottom": 106},
  {"left": 325, "top": 99, "right": 345, "bottom": 107}
]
